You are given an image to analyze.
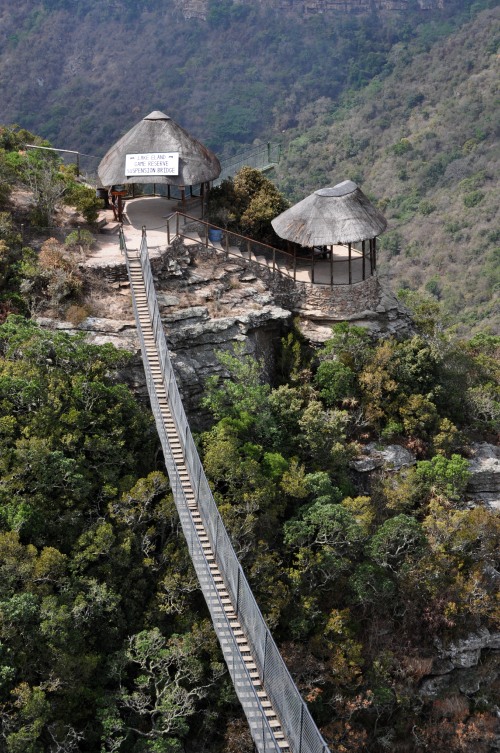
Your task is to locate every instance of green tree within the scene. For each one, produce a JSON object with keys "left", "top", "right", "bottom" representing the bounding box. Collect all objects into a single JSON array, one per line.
[
  {"left": 415, "top": 453, "right": 470, "bottom": 501},
  {"left": 111, "top": 625, "right": 222, "bottom": 753},
  {"left": 314, "top": 360, "right": 356, "bottom": 407},
  {"left": 0, "top": 316, "right": 155, "bottom": 548},
  {"left": 207, "top": 167, "right": 288, "bottom": 244},
  {"left": 61, "top": 165, "right": 102, "bottom": 225},
  {"left": 318, "top": 322, "right": 372, "bottom": 372},
  {"left": 0, "top": 682, "right": 50, "bottom": 753},
  {"left": 367, "top": 515, "right": 427, "bottom": 572},
  {"left": 285, "top": 500, "right": 365, "bottom": 593},
  {"left": 23, "top": 153, "right": 66, "bottom": 227}
]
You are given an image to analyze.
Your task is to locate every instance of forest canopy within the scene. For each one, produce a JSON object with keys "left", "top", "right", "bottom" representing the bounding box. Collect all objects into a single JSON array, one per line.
[
  {"left": 0, "top": 305, "right": 498, "bottom": 752},
  {"left": 0, "top": 1, "right": 498, "bottom": 746}
]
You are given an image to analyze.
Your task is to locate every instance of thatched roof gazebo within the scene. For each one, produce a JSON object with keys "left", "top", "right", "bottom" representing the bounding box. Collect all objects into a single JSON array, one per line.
[
  {"left": 98, "top": 110, "right": 221, "bottom": 214},
  {"left": 271, "top": 180, "right": 387, "bottom": 285}
]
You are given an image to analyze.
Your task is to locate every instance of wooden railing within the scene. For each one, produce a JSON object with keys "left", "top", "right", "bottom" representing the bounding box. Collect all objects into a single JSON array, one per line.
[{"left": 164, "top": 212, "right": 376, "bottom": 288}]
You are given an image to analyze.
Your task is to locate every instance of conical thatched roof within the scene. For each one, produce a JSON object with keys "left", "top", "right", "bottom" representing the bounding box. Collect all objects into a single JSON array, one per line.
[
  {"left": 98, "top": 110, "right": 221, "bottom": 187},
  {"left": 271, "top": 180, "right": 387, "bottom": 246}
]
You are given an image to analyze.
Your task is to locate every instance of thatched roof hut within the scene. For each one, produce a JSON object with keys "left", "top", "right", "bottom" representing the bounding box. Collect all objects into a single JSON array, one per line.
[
  {"left": 271, "top": 180, "right": 387, "bottom": 247},
  {"left": 98, "top": 110, "right": 221, "bottom": 188}
]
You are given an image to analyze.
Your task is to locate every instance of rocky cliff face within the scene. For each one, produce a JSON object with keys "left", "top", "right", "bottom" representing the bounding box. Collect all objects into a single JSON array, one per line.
[
  {"left": 64, "top": 238, "right": 412, "bottom": 426},
  {"left": 420, "top": 628, "right": 500, "bottom": 705},
  {"left": 467, "top": 443, "right": 500, "bottom": 511},
  {"left": 176, "top": 0, "right": 444, "bottom": 20}
]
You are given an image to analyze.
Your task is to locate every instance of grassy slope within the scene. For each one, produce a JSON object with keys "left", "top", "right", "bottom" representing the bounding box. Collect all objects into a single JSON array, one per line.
[{"left": 276, "top": 6, "right": 499, "bottom": 334}]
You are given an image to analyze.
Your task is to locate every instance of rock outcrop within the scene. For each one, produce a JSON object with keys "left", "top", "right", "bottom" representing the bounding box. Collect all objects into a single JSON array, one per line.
[
  {"left": 467, "top": 443, "right": 500, "bottom": 511},
  {"left": 172, "top": 237, "right": 415, "bottom": 343},
  {"left": 351, "top": 443, "right": 416, "bottom": 473},
  {"left": 174, "top": 0, "right": 445, "bottom": 20},
  {"left": 58, "top": 239, "right": 415, "bottom": 424},
  {"left": 44, "top": 245, "right": 294, "bottom": 425},
  {"left": 419, "top": 628, "right": 500, "bottom": 700}
]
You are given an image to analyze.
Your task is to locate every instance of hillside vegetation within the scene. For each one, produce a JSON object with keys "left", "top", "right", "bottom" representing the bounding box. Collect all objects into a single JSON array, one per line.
[
  {"left": 276, "top": 6, "right": 499, "bottom": 333},
  {"left": 0, "top": 0, "right": 497, "bottom": 329},
  {"left": 0, "top": 0, "right": 488, "bottom": 160},
  {"left": 0, "top": 313, "right": 498, "bottom": 752},
  {"left": 0, "top": 3, "right": 498, "bottom": 750},
  {"left": 0, "top": 120, "right": 498, "bottom": 752}
]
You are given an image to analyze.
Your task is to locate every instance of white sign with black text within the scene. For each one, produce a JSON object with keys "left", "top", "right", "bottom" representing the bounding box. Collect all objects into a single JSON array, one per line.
[{"left": 125, "top": 152, "right": 179, "bottom": 177}]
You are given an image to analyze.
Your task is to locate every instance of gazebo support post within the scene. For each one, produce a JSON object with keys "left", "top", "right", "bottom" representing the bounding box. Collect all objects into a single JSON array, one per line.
[
  {"left": 117, "top": 195, "right": 124, "bottom": 223},
  {"left": 312, "top": 247, "right": 315, "bottom": 284},
  {"left": 348, "top": 243, "right": 352, "bottom": 285},
  {"left": 200, "top": 182, "right": 205, "bottom": 218},
  {"left": 330, "top": 245, "right": 334, "bottom": 288},
  {"left": 373, "top": 237, "right": 377, "bottom": 271},
  {"left": 362, "top": 240, "right": 366, "bottom": 280},
  {"left": 167, "top": 185, "right": 171, "bottom": 200},
  {"left": 180, "top": 186, "right": 186, "bottom": 207},
  {"left": 293, "top": 249, "right": 297, "bottom": 281},
  {"left": 369, "top": 239, "right": 374, "bottom": 274}
]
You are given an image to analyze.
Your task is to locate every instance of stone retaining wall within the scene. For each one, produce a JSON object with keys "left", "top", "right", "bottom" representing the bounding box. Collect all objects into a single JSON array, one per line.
[
  {"left": 192, "top": 241, "right": 383, "bottom": 318},
  {"left": 85, "top": 239, "right": 413, "bottom": 338}
]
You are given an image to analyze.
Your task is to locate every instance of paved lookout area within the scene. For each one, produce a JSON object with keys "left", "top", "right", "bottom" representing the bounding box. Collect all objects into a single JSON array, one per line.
[{"left": 86, "top": 196, "right": 367, "bottom": 286}]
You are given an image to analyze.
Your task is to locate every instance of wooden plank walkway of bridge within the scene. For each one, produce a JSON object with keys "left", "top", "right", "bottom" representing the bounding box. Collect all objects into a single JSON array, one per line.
[{"left": 127, "top": 252, "right": 291, "bottom": 753}]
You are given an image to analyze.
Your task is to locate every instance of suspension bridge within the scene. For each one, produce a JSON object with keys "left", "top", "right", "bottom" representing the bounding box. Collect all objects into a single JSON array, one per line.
[
  {"left": 121, "top": 226, "right": 332, "bottom": 753},
  {"left": 214, "top": 142, "right": 282, "bottom": 185}
]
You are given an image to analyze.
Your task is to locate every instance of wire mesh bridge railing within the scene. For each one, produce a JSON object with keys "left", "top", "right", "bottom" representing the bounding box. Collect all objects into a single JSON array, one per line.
[
  {"left": 214, "top": 142, "right": 282, "bottom": 186},
  {"left": 122, "top": 226, "right": 331, "bottom": 753}
]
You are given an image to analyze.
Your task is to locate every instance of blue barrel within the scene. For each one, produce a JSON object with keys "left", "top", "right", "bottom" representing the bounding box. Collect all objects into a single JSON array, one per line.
[{"left": 208, "top": 228, "right": 223, "bottom": 243}]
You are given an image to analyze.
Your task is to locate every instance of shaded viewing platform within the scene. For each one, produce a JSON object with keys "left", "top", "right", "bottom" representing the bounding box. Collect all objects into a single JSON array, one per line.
[
  {"left": 97, "top": 111, "right": 386, "bottom": 289},
  {"left": 110, "top": 190, "right": 382, "bottom": 288},
  {"left": 107, "top": 196, "right": 375, "bottom": 287}
]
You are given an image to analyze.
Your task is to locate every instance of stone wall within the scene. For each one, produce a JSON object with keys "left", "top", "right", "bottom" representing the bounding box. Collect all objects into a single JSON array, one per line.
[
  {"left": 283, "top": 275, "right": 381, "bottom": 318},
  {"left": 191, "top": 240, "right": 413, "bottom": 339}
]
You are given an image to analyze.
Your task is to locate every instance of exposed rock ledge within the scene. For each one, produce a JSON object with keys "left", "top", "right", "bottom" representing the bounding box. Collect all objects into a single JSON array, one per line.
[
  {"left": 419, "top": 628, "right": 500, "bottom": 700},
  {"left": 36, "top": 304, "right": 291, "bottom": 427},
  {"left": 174, "top": 0, "right": 444, "bottom": 20},
  {"left": 351, "top": 443, "right": 416, "bottom": 473},
  {"left": 350, "top": 441, "right": 500, "bottom": 512},
  {"left": 466, "top": 442, "right": 500, "bottom": 511},
  {"left": 40, "top": 243, "right": 414, "bottom": 423}
]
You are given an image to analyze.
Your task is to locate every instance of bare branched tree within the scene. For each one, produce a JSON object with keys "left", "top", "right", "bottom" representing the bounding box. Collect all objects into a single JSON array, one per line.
[{"left": 24, "top": 153, "right": 66, "bottom": 226}]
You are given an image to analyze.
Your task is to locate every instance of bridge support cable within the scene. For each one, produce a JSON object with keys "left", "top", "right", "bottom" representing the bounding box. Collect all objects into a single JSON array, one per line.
[{"left": 122, "top": 227, "right": 331, "bottom": 753}]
